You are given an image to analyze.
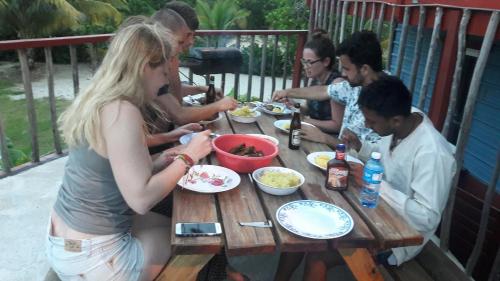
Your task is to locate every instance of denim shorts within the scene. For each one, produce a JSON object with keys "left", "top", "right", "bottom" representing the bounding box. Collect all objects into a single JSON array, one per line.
[{"left": 46, "top": 217, "right": 144, "bottom": 281}]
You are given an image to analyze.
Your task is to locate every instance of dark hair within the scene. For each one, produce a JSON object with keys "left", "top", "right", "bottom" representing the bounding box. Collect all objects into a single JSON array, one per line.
[
  {"left": 164, "top": 1, "right": 199, "bottom": 31},
  {"left": 357, "top": 76, "right": 412, "bottom": 118},
  {"left": 304, "top": 29, "right": 336, "bottom": 70},
  {"left": 336, "top": 30, "right": 382, "bottom": 72}
]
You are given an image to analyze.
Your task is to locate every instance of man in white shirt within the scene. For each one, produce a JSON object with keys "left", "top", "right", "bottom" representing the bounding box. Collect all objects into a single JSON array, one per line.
[{"left": 342, "top": 75, "right": 456, "bottom": 265}]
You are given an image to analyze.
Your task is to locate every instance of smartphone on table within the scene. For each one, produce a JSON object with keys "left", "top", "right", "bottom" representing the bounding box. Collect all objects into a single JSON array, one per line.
[{"left": 175, "top": 222, "right": 222, "bottom": 237}]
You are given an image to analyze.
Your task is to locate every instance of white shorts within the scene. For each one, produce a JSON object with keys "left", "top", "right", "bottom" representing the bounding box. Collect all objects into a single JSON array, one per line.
[{"left": 45, "top": 217, "right": 144, "bottom": 281}]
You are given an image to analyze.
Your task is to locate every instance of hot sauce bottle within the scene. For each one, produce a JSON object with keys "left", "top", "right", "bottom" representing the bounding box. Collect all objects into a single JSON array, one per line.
[{"left": 325, "top": 144, "right": 350, "bottom": 191}]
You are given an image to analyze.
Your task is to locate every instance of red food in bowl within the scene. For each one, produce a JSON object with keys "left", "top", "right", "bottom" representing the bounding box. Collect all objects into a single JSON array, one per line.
[{"left": 212, "top": 134, "right": 279, "bottom": 173}]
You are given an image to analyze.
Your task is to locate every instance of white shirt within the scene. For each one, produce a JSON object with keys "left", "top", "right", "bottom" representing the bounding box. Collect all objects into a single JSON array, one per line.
[{"left": 359, "top": 112, "right": 456, "bottom": 265}]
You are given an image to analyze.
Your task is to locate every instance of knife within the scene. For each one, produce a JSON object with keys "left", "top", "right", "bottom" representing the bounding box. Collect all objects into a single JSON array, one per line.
[{"left": 238, "top": 220, "right": 273, "bottom": 228}]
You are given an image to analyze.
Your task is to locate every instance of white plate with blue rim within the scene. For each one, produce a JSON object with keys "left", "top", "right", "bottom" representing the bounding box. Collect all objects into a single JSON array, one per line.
[{"left": 276, "top": 200, "right": 354, "bottom": 239}]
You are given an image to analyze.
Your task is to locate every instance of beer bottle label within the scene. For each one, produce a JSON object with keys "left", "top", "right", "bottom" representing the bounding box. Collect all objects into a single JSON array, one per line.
[
  {"left": 291, "top": 129, "right": 301, "bottom": 146},
  {"left": 327, "top": 168, "right": 348, "bottom": 188}
]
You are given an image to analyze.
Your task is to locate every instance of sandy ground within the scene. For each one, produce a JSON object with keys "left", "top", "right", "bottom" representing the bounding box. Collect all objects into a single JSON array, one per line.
[{"left": 0, "top": 61, "right": 295, "bottom": 102}]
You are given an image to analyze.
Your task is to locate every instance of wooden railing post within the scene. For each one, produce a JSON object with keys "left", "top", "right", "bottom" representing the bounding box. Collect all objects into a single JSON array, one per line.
[
  {"left": 409, "top": 6, "right": 426, "bottom": 93},
  {"left": 386, "top": 5, "right": 397, "bottom": 69},
  {"left": 395, "top": 6, "right": 410, "bottom": 77},
  {"left": 0, "top": 116, "right": 11, "bottom": 174},
  {"left": 442, "top": 9, "right": 471, "bottom": 138},
  {"left": 234, "top": 35, "right": 241, "bottom": 100},
  {"left": 17, "top": 49, "right": 40, "bottom": 163},
  {"left": 466, "top": 151, "right": 500, "bottom": 276},
  {"left": 282, "top": 35, "right": 291, "bottom": 89},
  {"left": 292, "top": 33, "right": 306, "bottom": 88},
  {"left": 417, "top": 7, "right": 443, "bottom": 110},
  {"left": 440, "top": 11, "right": 499, "bottom": 252},
  {"left": 259, "top": 35, "right": 268, "bottom": 101},
  {"left": 69, "top": 45, "right": 79, "bottom": 96},
  {"left": 44, "top": 47, "right": 63, "bottom": 155},
  {"left": 247, "top": 35, "right": 255, "bottom": 101}
]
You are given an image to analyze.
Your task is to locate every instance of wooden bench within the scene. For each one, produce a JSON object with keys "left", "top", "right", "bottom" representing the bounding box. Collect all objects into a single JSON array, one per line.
[{"left": 382, "top": 241, "right": 471, "bottom": 281}]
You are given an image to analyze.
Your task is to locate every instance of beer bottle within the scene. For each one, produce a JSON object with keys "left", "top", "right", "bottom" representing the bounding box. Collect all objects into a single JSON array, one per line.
[
  {"left": 288, "top": 103, "right": 301, "bottom": 150},
  {"left": 325, "top": 144, "right": 350, "bottom": 191},
  {"left": 205, "top": 76, "right": 218, "bottom": 120},
  {"left": 205, "top": 76, "right": 216, "bottom": 105}
]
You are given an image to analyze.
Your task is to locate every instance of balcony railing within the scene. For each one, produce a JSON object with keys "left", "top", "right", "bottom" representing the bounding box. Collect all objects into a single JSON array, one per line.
[{"left": 0, "top": 29, "right": 308, "bottom": 176}]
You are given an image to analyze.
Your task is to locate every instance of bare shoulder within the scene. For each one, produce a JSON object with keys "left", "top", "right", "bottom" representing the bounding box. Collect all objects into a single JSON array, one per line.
[{"left": 101, "top": 100, "right": 142, "bottom": 127}]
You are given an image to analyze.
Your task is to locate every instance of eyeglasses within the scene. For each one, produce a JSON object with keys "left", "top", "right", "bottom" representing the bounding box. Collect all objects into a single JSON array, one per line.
[{"left": 300, "top": 58, "right": 322, "bottom": 67}]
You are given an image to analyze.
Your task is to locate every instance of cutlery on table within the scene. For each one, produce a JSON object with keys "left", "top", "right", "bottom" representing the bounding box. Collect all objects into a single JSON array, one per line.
[{"left": 238, "top": 220, "right": 273, "bottom": 228}]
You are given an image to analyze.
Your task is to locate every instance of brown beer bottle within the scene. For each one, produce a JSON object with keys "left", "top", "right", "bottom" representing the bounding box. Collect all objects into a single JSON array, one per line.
[
  {"left": 325, "top": 144, "right": 350, "bottom": 191},
  {"left": 205, "top": 76, "right": 217, "bottom": 120},
  {"left": 288, "top": 103, "right": 301, "bottom": 150}
]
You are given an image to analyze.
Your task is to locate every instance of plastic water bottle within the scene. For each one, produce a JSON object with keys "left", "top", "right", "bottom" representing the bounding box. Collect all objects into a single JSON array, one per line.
[{"left": 360, "top": 152, "right": 384, "bottom": 208}]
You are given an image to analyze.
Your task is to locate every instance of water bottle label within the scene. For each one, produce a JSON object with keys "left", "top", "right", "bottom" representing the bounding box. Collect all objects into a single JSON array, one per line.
[
  {"left": 365, "top": 183, "right": 379, "bottom": 191},
  {"left": 291, "top": 130, "right": 301, "bottom": 145},
  {"left": 372, "top": 173, "right": 382, "bottom": 182}
]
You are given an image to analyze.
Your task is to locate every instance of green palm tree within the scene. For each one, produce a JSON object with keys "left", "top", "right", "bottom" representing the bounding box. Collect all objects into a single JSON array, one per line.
[
  {"left": 0, "top": 0, "right": 126, "bottom": 38},
  {"left": 195, "top": 0, "right": 250, "bottom": 30}
]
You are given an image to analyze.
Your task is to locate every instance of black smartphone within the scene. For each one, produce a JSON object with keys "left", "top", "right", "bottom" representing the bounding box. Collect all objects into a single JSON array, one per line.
[{"left": 175, "top": 222, "right": 222, "bottom": 237}]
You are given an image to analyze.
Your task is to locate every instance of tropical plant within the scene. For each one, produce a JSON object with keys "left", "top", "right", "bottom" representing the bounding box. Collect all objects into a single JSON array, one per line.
[
  {"left": 195, "top": 0, "right": 249, "bottom": 30},
  {"left": 265, "top": 0, "right": 309, "bottom": 30},
  {"left": 0, "top": 0, "right": 125, "bottom": 39}
]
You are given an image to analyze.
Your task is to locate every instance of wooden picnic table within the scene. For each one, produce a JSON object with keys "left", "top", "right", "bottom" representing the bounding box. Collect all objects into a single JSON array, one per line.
[{"left": 156, "top": 112, "right": 423, "bottom": 281}]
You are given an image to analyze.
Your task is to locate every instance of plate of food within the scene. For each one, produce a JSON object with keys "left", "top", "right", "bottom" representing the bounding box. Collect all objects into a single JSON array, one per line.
[
  {"left": 259, "top": 102, "right": 292, "bottom": 115},
  {"left": 178, "top": 165, "right": 241, "bottom": 193},
  {"left": 252, "top": 167, "right": 304, "bottom": 196},
  {"left": 306, "top": 151, "right": 364, "bottom": 171},
  {"left": 273, "top": 119, "right": 316, "bottom": 133},
  {"left": 198, "top": 112, "right": 223, "bottom": 125},
  {"left": 228, "top": 106, "right": 261, "bottom": 123},
  {"left": 182, "top": 93, "right": 205, "bottom": 106}
]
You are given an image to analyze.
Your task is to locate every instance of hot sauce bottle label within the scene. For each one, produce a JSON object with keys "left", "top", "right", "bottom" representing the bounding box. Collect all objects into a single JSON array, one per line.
[
  {"left": 291, "top": 130, "right": 301, "bottom": 146},
  {"left": 327, "top": 168, "right": 348, "bottom": 189}
]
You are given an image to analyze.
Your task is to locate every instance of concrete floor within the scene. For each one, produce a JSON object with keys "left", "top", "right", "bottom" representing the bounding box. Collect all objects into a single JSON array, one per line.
[{"left": 0, "top": 156, "right": 354, "bottom": 281}]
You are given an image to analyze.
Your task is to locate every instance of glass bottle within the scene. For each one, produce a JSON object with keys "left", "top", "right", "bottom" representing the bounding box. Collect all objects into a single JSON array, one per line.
[
  {"left": 205, "top": 75, "right": 218, "bottom": 120},
  {"left": 288, "top": 103, "right": 301, "bottom": 150},
  {"left": 325, "top": 144, "right": 350, "bottom": 191}
]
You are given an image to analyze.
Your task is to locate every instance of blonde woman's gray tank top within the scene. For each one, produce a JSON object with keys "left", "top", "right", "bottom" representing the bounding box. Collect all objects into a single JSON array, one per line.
[{"left": 53, "top": 145, "right": 133, "bottom": 235}]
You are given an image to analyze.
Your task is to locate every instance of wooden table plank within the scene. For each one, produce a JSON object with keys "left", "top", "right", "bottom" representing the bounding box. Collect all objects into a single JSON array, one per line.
[
  {"left": 210, "top": 114, "right": 276, "bottom": 256},
  {"left": 229, "top": 116, "right": 327, "bottom": 252},
  {"left": 171, "top": 188, "right": 222, "bottom": 255},
  {"left": 257, "top": 113, "right": 377, "bottom": 249},
  {"left": 342, "top": 188, "right": 424, "bottom": 249}
]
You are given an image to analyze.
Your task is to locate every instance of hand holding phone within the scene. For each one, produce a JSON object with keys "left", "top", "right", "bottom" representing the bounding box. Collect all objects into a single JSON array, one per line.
[{"left": 175, "top": 222, "right": 222, "bottom": 237}]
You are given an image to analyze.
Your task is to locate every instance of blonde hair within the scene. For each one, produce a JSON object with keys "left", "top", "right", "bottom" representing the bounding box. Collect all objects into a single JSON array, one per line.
[{"left": 59, "top": 22, "right": 176, "bottom": 148}]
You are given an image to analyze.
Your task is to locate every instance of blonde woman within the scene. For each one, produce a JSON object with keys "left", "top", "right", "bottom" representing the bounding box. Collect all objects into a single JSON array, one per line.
[{"left": 46, "top": 22, "right": 212, "bottom": 281}]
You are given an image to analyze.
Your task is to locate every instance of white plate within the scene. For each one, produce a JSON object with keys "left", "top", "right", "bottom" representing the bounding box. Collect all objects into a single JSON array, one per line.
[
  {"left": 228, "top": 110, "right": 261, "bottom": 123},
  {"left": 178, "top": 165, "right": 241, "bottom": 193},
  {"left": 246, "top": 134, "right": 279, "bottom": 145},
  {"left": 259, "top": 102, "right": 292, "bottom": 116},
  {"left": 179, "top": 132, "right": 197, "bottom": 145},
  {"left": 276, "top": 200, "right": 354, "bottom": 239},
  {"left": 273, "top": 119, "right": 316, "bottom": 133},
  {"left": 198, "top": 112, "right": 223, "bottom": 125},
  {"left": 306, "top": 151, "right": 364, "bottom": 171},
  {"left": 182, "top": 93, "right": 205, "bottom": 106}
]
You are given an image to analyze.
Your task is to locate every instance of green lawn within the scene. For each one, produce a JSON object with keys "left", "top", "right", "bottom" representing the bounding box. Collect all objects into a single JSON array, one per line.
[{"left": 0, "top": 80, "right": 71, "bottom": 165}]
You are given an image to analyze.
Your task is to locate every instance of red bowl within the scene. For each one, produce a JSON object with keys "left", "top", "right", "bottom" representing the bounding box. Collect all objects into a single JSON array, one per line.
[{"left": 212, "top": 134, "right": 279, "bottom": 173}]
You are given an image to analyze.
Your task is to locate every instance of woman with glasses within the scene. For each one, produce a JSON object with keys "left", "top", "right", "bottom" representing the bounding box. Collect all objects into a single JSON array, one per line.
[{"left": 296, "top": 30, "right": 344, "bottom": 134}]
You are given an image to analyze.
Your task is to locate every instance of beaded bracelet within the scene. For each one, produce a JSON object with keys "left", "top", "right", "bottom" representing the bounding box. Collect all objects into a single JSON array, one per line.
[{"left": 174, "top": 153, "right": 195, "bottom": 173}]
